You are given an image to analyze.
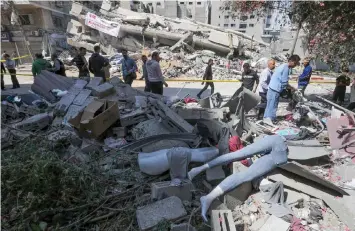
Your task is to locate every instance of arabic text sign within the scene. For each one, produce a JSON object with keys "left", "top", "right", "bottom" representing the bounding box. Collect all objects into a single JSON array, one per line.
[{"left": 85, "top": 12, "right": 120, "bottom": 37}]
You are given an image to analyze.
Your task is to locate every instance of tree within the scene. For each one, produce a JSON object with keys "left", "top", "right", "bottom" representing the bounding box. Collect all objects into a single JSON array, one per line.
[{"left": 227, "top": 1, "right": 355, "bottom": 67}]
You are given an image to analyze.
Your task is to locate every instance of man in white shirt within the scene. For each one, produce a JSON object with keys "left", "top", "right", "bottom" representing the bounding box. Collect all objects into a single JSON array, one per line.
[{"left": 257, "top": 59, "right": 276, "bottom": 119}]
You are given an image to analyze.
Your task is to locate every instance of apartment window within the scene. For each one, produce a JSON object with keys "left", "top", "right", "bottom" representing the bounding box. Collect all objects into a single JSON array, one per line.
[
  {"left": 197, "top": 2, "right": 201, "bottom": 5},
  {"left": 157, "top": 2, "right": 161, "bottom": 6},
  {"left": 225, "top": 7, "right": 230, "bottom": 10},
  {"left": 189, "top": 2, "right": 193, "bottom": 5},
  {"left": 219, "top": 15, "right": 220, "bottom": 18},
  {"left": 266, "top": 24, "right": 271, "bottom": 28},
  {"left": 230, "top": 24, "right": 235, "bottom": 27},
  {"left": 239, "top": 30, "right": 246, "bottom": 33},
  {"left": 283, "top": 49, "right": 289, "bottom": 52},
  {"left": 148, "top": 3, "right": 152, "bottom": 6},
  {"left": 180, "top": 2, "right": 184, "bottom": 4},
  {"left": 52, "top": 16, "right": 64, "bottom": 28},
  {"left": 224, "top": 15, "right": 229, "bottom": 19},
  {"left": 55, "top": 1, "right": 64, "bottom": 8},
  {"left": 133, "top": 1, "right": 140, "bottom": 4},
  {"left": 249, "top": 24, "right": 254, "bottom": 27},
  {"left": 240, "top": 15, "right": 248, "bottom": 21},
  {"left": 267, "top": 15, "right": 272, "bottom": 19},
  {"left": 224, "top": 24, "right": 228, "bottom": 27},
  {"left": 218, "top": 23, "right": 220, "bottom": 26},
  {"left": 239, "top": 24, "right": 247, "bottom": 29},
  {"left": 263, "top": 31, "right": 270, "bottom": 35},
  {"left": 19, "top": 14, "right": 34, "bottom": 25},
  {"left": 250, "top": 15, "right": 255, "bottom": 19}
]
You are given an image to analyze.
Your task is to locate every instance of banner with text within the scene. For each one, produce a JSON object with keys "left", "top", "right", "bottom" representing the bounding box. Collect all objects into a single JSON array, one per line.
[{"left": 85, "top": 12, "right": 120, "bottom": 37}]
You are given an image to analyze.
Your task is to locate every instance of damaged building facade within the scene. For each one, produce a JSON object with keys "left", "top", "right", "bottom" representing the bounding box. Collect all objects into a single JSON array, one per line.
[{"left": 0, "top": 0, "right": 72, "bottom": 63}]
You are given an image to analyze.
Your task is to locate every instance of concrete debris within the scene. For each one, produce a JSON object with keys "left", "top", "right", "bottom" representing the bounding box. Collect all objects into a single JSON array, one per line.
[
  {"left": 211, "top": 210, "right": 237, "bottom": 231},
  {"left": 86, "top": 77, "right": 103, "bottom": 90},
  {"left": 136, "top": 196, "right": 187, "bottom": 230},
  {"left": 73, "top": 89, "right": 92, "bottom": 106},
  {"left": 14, "top": 113, "right": 52, "bottom": 131},
  {"left": 151, "top": 181, "right": 193, "bottom": 202},
  {"left": 170, "top": 223, "right": 196, "bottom": 231},
  {"left": 259, "top": 215, "right": 290, "bottom": 231},
  {"left": 91, "top": 82, "right": 115, "bottom": 98}
]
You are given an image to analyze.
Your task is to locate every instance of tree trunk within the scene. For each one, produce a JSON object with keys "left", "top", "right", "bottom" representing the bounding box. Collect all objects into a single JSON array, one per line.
[{"left": 290, "top": 21, "right": 302, "bottom": 56}]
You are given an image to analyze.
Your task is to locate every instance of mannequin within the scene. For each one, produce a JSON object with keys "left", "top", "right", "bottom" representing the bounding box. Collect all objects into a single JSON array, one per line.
[
  {"left": 138, "top": 147, "right": 219, "bottom": 175},
  {"left": 188, "top": 135, "right": 288, "bottom": 221}
]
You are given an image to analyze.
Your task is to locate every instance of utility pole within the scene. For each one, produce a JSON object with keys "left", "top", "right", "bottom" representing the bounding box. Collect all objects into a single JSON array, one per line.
[
  {"left": 289, "top": 21, "right": 302, "bottom": 56},
  {"left": 8, "top": 0, "right": 34, "bottom": 61}
]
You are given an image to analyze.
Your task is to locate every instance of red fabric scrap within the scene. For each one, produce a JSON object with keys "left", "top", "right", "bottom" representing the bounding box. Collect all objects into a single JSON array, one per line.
[
  {"left": 229, "top": 136, "right": 249, "bottom": 167},
  {"left": 183, "top": 97, "right": 198, "bottom": 104},
  {"left": 290, "top": 217, "right": 306, "bottom": 231}
]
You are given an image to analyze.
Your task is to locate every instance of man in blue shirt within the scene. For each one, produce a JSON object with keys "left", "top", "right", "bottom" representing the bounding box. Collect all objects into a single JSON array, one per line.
[
  {"left": 264, "top": 55, "right": 301, "bottom": 124},
  {"left": 297, "top": 57, "right": 312, "bottom": 96},
  {"left": 121, "top": 49, "right": 137, "bottom": 86}
]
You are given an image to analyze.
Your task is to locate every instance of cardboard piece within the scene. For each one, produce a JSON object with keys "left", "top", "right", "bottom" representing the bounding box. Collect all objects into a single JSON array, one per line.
[{"left": 69, "top": 99, "right": 119, "bottom": 138}]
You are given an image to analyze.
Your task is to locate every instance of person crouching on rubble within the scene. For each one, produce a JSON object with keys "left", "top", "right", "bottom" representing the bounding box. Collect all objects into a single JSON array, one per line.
[
  {"left": 256, "top": 59, "right": 276, "bottom": 119},
  {"left": 140, "top": 55, "right": 150, "bottom": 92},
  {"left": 146, "top": 51, "right": 168, "bottom": 95},
  {"left": 197, "top": 58, "right": 214, "bottom": 99},
  {"left": 47, "top": 53, "right": 66, "bottom": 77},
  {"left": 297, "top": 57, "right": 313, "bottom": 96},
  {"left": 333, "top": 68, "right": 351, "bottom": 105},
  {"left": 263, "top": 55, "right": 300, "bottom": 125},
  {"left": 89, "top": 45, "right": 109, "bottom": 82},
  {"left": 121, "top": 49, "right": 137, "bottom": 86},
  {"left": 3, "top": 53, "right": 20, "bottom": 89}
]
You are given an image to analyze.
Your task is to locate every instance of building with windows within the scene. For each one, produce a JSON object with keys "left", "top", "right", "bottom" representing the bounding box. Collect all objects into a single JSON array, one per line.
[{"left": 1, "top": 0, "right": 72, "bottom": 63}]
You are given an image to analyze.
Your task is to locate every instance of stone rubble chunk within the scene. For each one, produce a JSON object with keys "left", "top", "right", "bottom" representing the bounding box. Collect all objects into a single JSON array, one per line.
[
  {"left": 136, "top": 196, "right": 187, "bottom": 230},
  {"left": 170, "top": 223, "right": 196, "bottom": 231},
  {"left": 259, "top": 215, "right": 290, "bottom": 231},
  {"left": 151, "top": 181, "right": 193, "bottom": 202},
  {"left": 91, "top": 82, "right": 115, "bottom": 98},
  {"left": 73, "top": 89, "right": 92, "bottom": 106},
  {"left": 15, "top": 113, "right": 52, "bottom": 131},
  {"left": 86, "top": 77, "right": 103, "bottom": 90}
]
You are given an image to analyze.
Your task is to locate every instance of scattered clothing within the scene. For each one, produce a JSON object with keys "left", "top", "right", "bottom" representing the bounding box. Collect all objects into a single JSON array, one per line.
[
  {"left": 183, "top": 97, "right": 198, "bottom": 104},
  {"left": 242, "top": 69, "right": 259, "bottom": 91},
  {"left": 89, "top": 53, "right": 108, "bottom": 81},
  {"left": 122, "top": 57, "right": 137, "bottom": 86},
  {"left": 71, "top": 55, "right": 90, "bottom": 77},
  {"left": 32, "top": 58, "right": 52, "bottom": 76}
]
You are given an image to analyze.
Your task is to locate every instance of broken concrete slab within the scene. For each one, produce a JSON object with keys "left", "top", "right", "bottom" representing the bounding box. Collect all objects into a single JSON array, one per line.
[
  {"left": 280, "top": 161, "right": 348, "bottom": 195},
  {"left": 206, "top": 166, "right": 226, "bottom": 183},
  {"left": 71, "top": 79, "right": 88, "bottom": 90},
  {"left": 250, "top": 215, "right": 270, "bottom": 231},
  {"left": 131, "top": 119, "right": 189, "bottom": 152},
  {"left": 268, "top": 170, "right": 355, "bottom": 230},
  {"left": 136, "top": 196, "right": 187, "bottom": 231},
  {"left": 81, "top": 138, "right": 101, "bottom": 154},
  {"left": 112, "top": 127, "right": 127, "bottom": 138},
  {"left": 86, "top": 77, "right": 103, "bottom": 90},
  {"left": 91, "top": 82, "right": 115, "bottom": 98},
  {"left": 73, "top": 89, "right": 92, "bottom": 106},
  {"left": 174, "top": 107, "right": 229, "bottom": 121},
  {"left": 15, "top": 113, "right": 52, "bottom": 131},
  {"left": 55, "top": 93, "right": 77, "bottom": 116},
  {"left": 208, "top": 30, "right": 239, "bottom": 48},
  {"left": 259, "top": 215, "right": 290, "bottom": 231},
  {"left": 120, "top": 109, "right": 148, "bottom": 127},
  {"left": 62, "top": 104, "right": 83, "bottom": 126},
  {"left": 151, "top": 181, "right": 193, "bottom": 201},
  {"left": 211, "top": 210, "right": 237, "bottom": 231},
  {"left": 170, "top": 223, "right": 196, "bottom": 231},
  {"left": 149, "top": 98, "right": 194, "bottom": 133},
  {"left": 287, "top": 139, "right": 329, "bottom": 160}
]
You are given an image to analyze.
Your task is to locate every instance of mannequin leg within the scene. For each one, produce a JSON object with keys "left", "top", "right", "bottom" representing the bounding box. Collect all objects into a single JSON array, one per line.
[
  {"left": 200, "top": 154, "right": 279, "bottom": 221},
  {"left": 188, "top": 135, "right": 286, "bottom": 180}
]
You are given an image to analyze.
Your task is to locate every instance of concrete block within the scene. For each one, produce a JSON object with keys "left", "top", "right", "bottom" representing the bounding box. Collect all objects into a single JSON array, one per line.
[
  {"left": 151, "top": 181, "right": 193, "bottom": 201},
  {"left": 206, "top": 166, "right": 225, "bottom": 182},
  {"left": 112, "top": 127, "right": 127, "bottom": 138},
  {"left": 62, "top": 105, "right": 83, "bottom": 126},
  {"left": 250, "top": 215, "right": 270, "bottom": 231},
  {"left": 211, "top": 210, "right": 237, "bottom": 231},
  {"left": 171, "top": 223, "right": 196, "bottom": 231},
  {"left": 120, "top": 109, "right": 147, "bottom": 127},
  {"left": 69, "top": 3, "right": 83, "bottom": 16},
  {"left": 81, "top": 138, "right": 101, "bottom": 154},
  {"left": 259, "top": 215, "right": 290, "bottom": 231},
  {"left": 15, "top": 113, "right": 52, "bottom": 131},
  {"left": 136, "top": 196, "right": 187, "bottom": 231},
  {"left": 73, "top": 89, "right": 92, "bottom": 106},
  {"left": 55, "top": 93, "right": 77, "bottom": 116},
  {"left": 91, "top": 83, "right": 115, "bottom": 98},
  {"left": 86, "top": 77, "right": 103, "bottom": 90},
  {"left": 174, "top": 107, "right": 229, "bottom": 121}
]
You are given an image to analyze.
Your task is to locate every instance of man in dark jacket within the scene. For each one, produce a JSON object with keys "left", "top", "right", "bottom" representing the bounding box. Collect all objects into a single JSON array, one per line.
[
  {"left": 48, "top": 53, "right": 66, "bottom": 76},
  {"left": 197, "top": 59, "right": 214, "bottom": 99},
  {"left": 121, "top": 49, "right": 137, "bottom": 86},
  {"left": 89, "top": 45, "right": 109, "bottom": 82},
  {"left": 242, "top": 63, "right": 259, "bottom": 92},
  {"left": 333, "top": 68, "right": 351, "bottom": 105},
  {"left": 70, "top": 47, "right": 90, "bottom": 78}
]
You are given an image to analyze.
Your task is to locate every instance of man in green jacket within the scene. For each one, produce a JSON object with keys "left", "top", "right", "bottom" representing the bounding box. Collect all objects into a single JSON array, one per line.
[{"left": 32, "top": 53, "right": 52, "bottom": 77}]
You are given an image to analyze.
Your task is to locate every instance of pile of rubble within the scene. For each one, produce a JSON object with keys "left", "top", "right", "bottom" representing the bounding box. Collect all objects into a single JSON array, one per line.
[
  {"left": 65, "top": 2, "right": 279, "bottom": 80},
  {"left": 1, "top": 69, "right": 355, "bottom": 230}
]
